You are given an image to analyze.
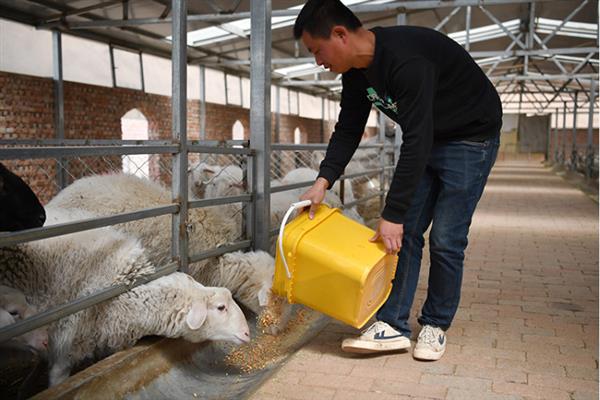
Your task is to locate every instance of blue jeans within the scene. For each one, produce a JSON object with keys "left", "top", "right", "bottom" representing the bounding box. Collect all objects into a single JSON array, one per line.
[{"left": 376, "top": 134, "right": 500, "bottom": 336}]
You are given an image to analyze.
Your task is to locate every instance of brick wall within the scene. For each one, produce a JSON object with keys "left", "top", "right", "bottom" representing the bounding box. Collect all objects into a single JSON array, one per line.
[{"left": 1, "top": 71, "right": 376, "bottom": 202}]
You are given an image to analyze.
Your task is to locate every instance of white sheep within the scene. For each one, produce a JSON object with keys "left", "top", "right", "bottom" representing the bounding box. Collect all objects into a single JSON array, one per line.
[
  {"left": 48, "top": 272, "right": 249, "bottom": 386},
  {"left": 0, "top": 284, "right": 48, "bottom": 351},
  {"left": 0, "top": 206, "right": 250, "bottom": 385},
  {"left": 47, "top": 175, "right": 273, "bottom": 319},
  {"left": 188, "top": 162, "right": 245, "bottom": 199}
]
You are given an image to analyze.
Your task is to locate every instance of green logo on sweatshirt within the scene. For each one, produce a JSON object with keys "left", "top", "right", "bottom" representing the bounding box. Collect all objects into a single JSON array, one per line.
[{"left": 366, "top": 87, "right": 398, "bottom": 115}]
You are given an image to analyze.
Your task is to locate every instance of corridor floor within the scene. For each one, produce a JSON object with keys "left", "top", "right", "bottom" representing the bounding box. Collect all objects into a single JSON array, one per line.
[{"left": 250, "top": 160, "right": 599, "bottom": 400}]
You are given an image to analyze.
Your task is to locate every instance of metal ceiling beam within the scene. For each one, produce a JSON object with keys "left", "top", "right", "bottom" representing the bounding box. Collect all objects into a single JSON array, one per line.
[
  {"left": 204, "top": 47, "right": 598, "bottom": 67},
  {"left": 62, "top": 0, "right": 561, "bottom": 29},
  {"left": 541, "top": 0, "right": 589, "bottom": 46},
  {"left": 39, "top": 0, "right": 123, "bottom": 25}
]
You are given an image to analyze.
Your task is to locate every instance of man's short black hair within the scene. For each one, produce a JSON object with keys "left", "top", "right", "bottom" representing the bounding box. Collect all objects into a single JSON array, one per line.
[{"left": 293, "top": 0, "right": 363, "bottom": 40}]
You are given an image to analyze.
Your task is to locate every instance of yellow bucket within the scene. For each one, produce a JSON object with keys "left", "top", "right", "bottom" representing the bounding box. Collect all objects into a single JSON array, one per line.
[{"left": 273, "top": 201, "right": 398, "bottom": 328}]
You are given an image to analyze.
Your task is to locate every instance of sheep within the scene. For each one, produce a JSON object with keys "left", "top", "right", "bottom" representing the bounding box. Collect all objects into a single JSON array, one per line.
[
  {"left": 47, "top": 175, "right": 271, "bottom": 318},
  {"left": 188, "top": 162, "right": 245, "bottom": 199},
  {"left": 48, "top": 272, "right": 249, "bottom": 386},
  {"left": 279, "top": 167, "right": 364, "bottom": 224},
  {"left": 0, "top": 162, "right": 46, "bottom": 231},
  {"left": 0, "top": 206, "right": 250, "bottom": 386},
  {"left": 0, "top": 284, "right": 48, "bottom": 351}
]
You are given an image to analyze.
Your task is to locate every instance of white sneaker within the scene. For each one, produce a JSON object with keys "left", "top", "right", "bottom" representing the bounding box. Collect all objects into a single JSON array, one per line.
[
  {"left": 341, "top": 321, "right": 411, "bottom": 354},
  {"left": 413, "top": 325, "right": 446, "bottom": 361}
]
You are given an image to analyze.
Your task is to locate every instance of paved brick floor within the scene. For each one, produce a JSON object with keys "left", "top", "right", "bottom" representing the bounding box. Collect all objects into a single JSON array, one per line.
[{"left": 251, "top": 160, "right": 599, "bottom": 400}]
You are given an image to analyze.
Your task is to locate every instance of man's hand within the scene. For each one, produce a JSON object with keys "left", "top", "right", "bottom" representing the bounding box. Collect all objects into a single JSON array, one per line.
[
  {"left": 370, "top": 218, "right": 404, "bottom": 254},
  {"left": 299, "top": 177, "right": 329, "bottom": 219}
]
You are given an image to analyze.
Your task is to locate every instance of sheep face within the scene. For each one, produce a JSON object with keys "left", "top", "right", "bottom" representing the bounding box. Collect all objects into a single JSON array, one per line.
[
  {"left": 188, "top": 164, "right": 245, "bottom": 199},
  {"left": 0, "top": 306, "right": 48, "bottom": 351},
  {"left": 0, "top": 163, "right": 46, "bottom": 231},
  {"left": 182, "top": 287, "right": 250, "bottom": 345}
]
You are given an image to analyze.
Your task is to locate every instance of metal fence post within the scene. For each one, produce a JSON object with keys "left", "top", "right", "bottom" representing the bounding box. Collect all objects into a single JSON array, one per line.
[
  {"left": 250, "top": 0, "right": 272, "bottom": 251},
  {"left": 171, "top": 0, "right": 189, "bottom": 273},
  {"left": 52, "top": 30, "right": 68, "bottom": 190}
]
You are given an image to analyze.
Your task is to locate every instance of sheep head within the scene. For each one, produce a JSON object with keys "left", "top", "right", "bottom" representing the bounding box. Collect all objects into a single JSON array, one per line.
[{"left": 182, "top": 286, "right": 250, "bottom": 345}]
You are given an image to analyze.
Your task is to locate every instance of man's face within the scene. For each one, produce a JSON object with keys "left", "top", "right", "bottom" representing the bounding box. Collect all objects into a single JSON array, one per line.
[{"left": 301, "top": 28, "right": 352, "bottom": 74}]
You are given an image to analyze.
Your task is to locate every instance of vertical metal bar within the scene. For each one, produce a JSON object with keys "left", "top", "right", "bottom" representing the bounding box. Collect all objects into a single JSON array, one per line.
[
  {"left": 586, "top": 80, "right": 596, "bottom": 179},
  {"left": 239, "top": 76, "right": 243, "bottom": 106},
  {"left": 465, "top": 6, "right": 471, "bottom": 51},
  {"left": 320, "top": 96, "right": 325, "bottom": 143},
  {"left": 250, "top": 0, "right": 272, "bottom": 251},
  {"left": 199, "top": 65, "right": 206, "bottom": 140},
  {"left": 275, "top": 86, "right": 281, "bottom": 143},
  {"left": 109, "top": 45, "right": 116, "bottom": 88},
  {"left": 546, "top": 112, "right": 551, "bottom": 162},
  {"left": 139, "top": 51, "right": 145, "bottom": 92},
  {"left": 562, "top": 101, "right": 567, "bottom": 166},
  {"left": 171, "top": 0, "right": 189, "bottom": 273},
  {"left": 554, "top": 108, "right": 559, "bottom": 162},
  {"left": 52, "top": 30, "right": 67, "bottom": 190},
  {"left": 378, "top": 111, "right": 386, "bottom": 212},
  {"left": 224, "top": 73, "right": 229, "bottom": 104},
  {"left": 525, "top": 2, "right": 535, "bottom": 75},
  {"left": 571, "top": 91, "right": 578, "bottom": 170}
]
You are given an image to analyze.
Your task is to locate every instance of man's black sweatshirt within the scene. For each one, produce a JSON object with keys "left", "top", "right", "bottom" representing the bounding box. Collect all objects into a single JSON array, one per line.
[{"left": 317, "top": 26, "right": 503, "bottom": 224}]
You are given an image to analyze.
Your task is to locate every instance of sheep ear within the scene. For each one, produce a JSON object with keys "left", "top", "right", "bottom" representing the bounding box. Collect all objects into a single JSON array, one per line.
[
  {"left": 186, "top": 301, "right": 207, "bottom": 330},
  {"left": 258, "top": 287, "right": 270, "bottom": 307}
]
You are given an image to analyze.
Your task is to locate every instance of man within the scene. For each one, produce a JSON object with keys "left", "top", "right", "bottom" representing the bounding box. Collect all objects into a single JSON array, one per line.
[{"left": 295, "top": 0, "right": 502, "bottom": 361}]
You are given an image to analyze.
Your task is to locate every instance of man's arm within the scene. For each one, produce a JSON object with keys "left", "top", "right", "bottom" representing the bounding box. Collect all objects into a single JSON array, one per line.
[{"left": 317, "top": 71, "right": 372, "bottom": 189}]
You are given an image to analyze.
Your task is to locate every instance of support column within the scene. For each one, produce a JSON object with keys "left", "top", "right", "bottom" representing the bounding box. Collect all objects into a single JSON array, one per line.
[
  {"left": 52, "top": 30, "right": 67, "bottom": 190},
  {"left": 171, "top": 0, "right": 189, "bottom": 272},
  {"left": 562, "top": 101, "right": 567, "bottom": 165},
  {"left": 571, "top": 92, "right": 578, "bottom": 170},
  {"left": 465, "top": 6, "right": 472, "bottom": 51},
  {"left": 554, "top": 108, "right": 559, "bottom": 163},
  {"left": 586, "top": 80, "right": 596, "bottom": 179},
  {"left": 250, "top": 0, "right": 272, "bottom": 251}
]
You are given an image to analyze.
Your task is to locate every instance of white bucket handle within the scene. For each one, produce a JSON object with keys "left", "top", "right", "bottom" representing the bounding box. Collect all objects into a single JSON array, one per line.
[{"left": 278, "top": 199, "right": 312, "bottom": 279}]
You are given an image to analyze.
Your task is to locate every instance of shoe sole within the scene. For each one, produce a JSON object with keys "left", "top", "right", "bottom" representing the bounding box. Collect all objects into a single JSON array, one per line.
[
  {"left": 413, "top": 346, "right": 446, "bottom": 361},
  {"left": 341, "top": 338, "right": 411, "bottom": 354}
]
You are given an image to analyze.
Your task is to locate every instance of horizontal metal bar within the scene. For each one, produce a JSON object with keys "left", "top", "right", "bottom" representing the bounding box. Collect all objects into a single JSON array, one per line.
[
  {"left": 279, "top": 80, "right": 341, "bottom": 87},
  {"left": 472, "top": 47, "right": 599, "bottom": 58},
  {"left": 187, "top": 144, "right": 253, "bottom": 155},
  {"left": 270, "top": 180, "right": 314, "bottom": 194},
  {"left": 341, "top": 167, "right": 394, "bottom": 181},
  {"left": 269, "top": 167, "right": 394, "bottom": 194},
  {"left": 66, "top": 0, "right": 557, "bottom": 28},
  {"left": 343, "top": 191, "right": 386, "bottom": 208},
  {"left": 188, "top": 240, "right": 252, "bottom": 263},
  {"left": 188, "top": 194, "right": 252, "bottom": 209},
  {"left": 0, "top": 145, "right": 179, "bottom": 160},
  {"left": 212, "top": 46, "right": 599, "bottom": 67},
  {"left": 0, "top": 205, "right": 178, "bottom": 247},
  {"left": 490, "top": 74, "right": 598, "bottom": 82},
  {"left": 0, "top": 263, "right": 177, "bottom": 343},
  {"left": 271, "top": 143, "right": 384, "bottom": 151},
  {"left": 0, "top": 139, "right": 174, "bottom": 146}
]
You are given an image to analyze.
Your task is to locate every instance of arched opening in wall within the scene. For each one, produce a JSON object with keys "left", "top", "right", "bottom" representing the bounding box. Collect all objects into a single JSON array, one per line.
[
  {"left": 293, "top": 127, "right": 310, "bottom": 168},
  {"left": 293, "top": 127, "right": 302, "bottom": 144},
  {"left": 232, "top": 120, "right": 244, "bottom": 146},
  {"left": 121, "top": 108, "right": 149, "bottom": 178}
]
